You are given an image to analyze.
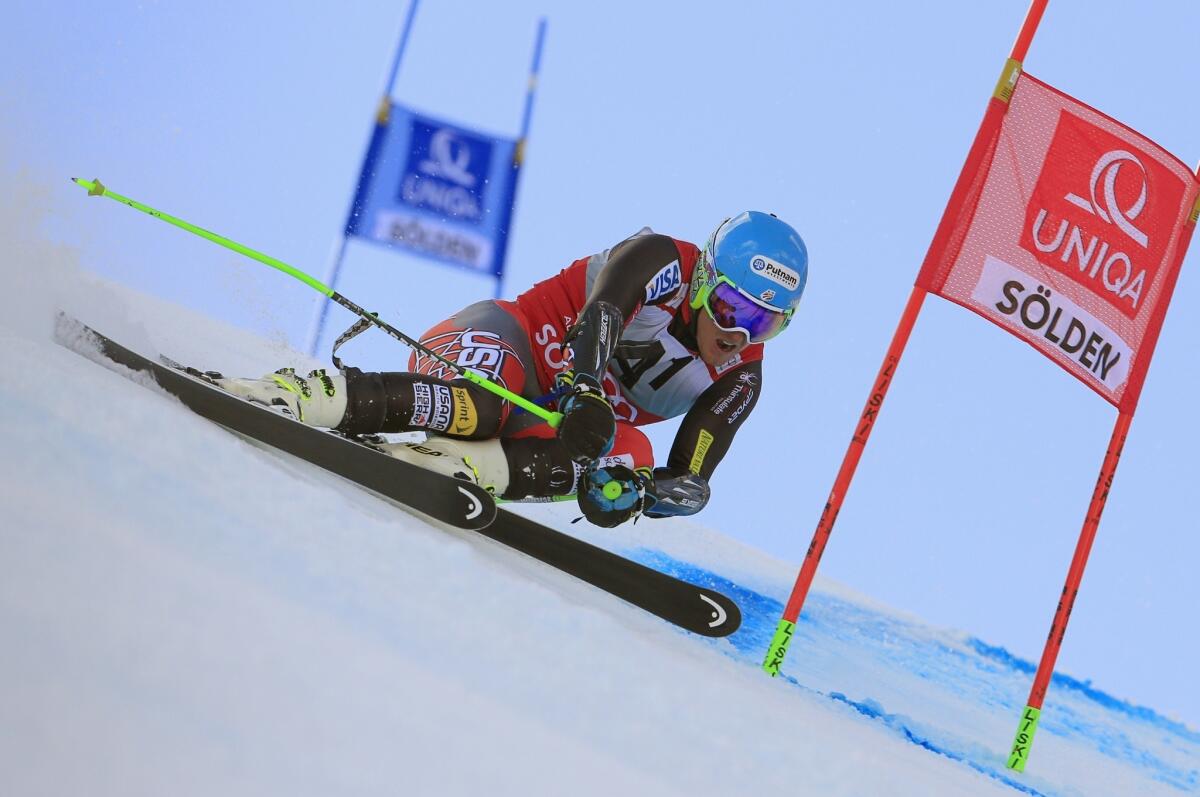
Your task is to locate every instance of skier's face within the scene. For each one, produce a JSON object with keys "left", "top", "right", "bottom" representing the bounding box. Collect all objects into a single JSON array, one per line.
[{"left": 696, "top": 309, "right": 750, "bottom": 367}]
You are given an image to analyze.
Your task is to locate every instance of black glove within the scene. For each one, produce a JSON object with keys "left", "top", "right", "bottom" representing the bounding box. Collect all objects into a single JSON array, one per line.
[
  {"left": 578, "top": 463, "right": 650, "bottom": 528},
  {"left": 643, "top": 470, "right": 710, "bottom": 518},
  {"left": 556, "top": 372, "right": 615, "bottom": 465}
]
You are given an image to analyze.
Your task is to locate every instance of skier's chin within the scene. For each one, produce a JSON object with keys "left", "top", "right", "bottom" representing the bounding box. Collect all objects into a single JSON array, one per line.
[
  {"left": 696, "top": 312, "right": 746, "bottom": 367},
  {"left": 703, "top": 341, "right": 737, "bottom": 368}
]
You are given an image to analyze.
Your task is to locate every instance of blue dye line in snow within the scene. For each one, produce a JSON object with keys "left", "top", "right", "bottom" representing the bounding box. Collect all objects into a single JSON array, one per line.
[
  {"left": 630, "top": 549, "right": 1053, "bottom": 791},
  {"left": 968, "top": 639, "right": 1200, "bottom": 744},
  {"left": 827, "top": 692, "right": 1051, "bottom": 796},
  {"left": 628, "top": 549, "right": 780, "bottom": 656},
  {"left": 635, "top": 547, "right": 1198, "bottom": 738},
  {"left": 627, "top": 547, "right": 1200, "bottom": 794}
]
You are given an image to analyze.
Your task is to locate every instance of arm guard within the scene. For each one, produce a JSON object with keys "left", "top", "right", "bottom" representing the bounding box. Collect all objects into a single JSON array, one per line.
[
  {"left": 565, "top": 233, "right": 687, "bottom": 385},
  {"left": 563, "top": 300, "right": 624, "bottom": 386},
  {"left": 587, "top": 233, "right": 687, "bottom": 316}
]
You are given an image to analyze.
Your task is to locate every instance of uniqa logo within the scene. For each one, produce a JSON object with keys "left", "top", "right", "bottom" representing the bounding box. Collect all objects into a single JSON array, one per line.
[
  {"left": 1064, "top": 150, "right": 1149, "bottom": 248},
  {"left": 400, "top": 119, "right": 492, "bottom": 223},
  {"left": 1019, "top": 110, "right": 1185, "bottom": 321},
  {"left": 420, "top": 128, "right": 478, "bottom": 187},
  {"left": 1027, "top": 147, "right": 1151, "bottom": 314}
]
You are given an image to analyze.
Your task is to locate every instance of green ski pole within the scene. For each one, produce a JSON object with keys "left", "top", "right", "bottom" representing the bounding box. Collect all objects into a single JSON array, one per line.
[{"left": 72, "top": 177, "right": 561, "bottom": 428}]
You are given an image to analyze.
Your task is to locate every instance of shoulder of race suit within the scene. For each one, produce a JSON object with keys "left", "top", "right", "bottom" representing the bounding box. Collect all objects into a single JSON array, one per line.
[
  {"left": 509, "top": 229, "right": 764, "bottom": 420},
  {"left": 510, "top": 230, "right": 692, "bottom": 347}
]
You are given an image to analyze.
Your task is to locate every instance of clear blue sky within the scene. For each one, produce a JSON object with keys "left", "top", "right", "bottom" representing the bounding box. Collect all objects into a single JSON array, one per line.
[{"left": 5, "top": 1, "right": 1199, "bottom": 725}]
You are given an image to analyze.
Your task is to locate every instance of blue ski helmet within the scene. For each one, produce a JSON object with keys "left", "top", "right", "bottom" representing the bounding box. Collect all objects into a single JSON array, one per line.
[{"left": 690, "top": 211, "right": 808, "bottom": 341}]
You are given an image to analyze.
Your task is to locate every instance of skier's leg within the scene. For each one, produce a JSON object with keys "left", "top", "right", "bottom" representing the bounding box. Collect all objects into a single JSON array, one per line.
[
  {"left": 496, "top": 423, "right": 656, "bottom": 527},
  {"left": 216, "top": 364, "right": 506, "bottom": 437},
  {"left": 500, "top": 422, "right": 654, "bottom": 499},
  {"left": 216, "top": 367, "right": 349, "bottom": 428},
  {"left": 220, "top": 301, "right": 534, "bottom": 439},
  {"left": 386, "top": 420, "right": 655, "bottom": 503},
  {"left": 352, "top": 300, "right": 544, "bottom": 493}
]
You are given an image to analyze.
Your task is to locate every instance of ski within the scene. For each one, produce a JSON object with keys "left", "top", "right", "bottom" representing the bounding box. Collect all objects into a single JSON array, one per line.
[
  {"left": 56, "top": 316, "right": 741, "bottom": 637},
  {"left": 55, "top": 315, "right": 496, "bottom": 530},
  {"left": 481, "top": 509, "right": 741, "bottom": 637}
]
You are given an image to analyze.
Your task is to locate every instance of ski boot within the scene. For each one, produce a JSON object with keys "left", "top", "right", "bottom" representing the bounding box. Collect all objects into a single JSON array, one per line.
[
  {"left": 376, "top": 436, "right": 512, "bottom": 496},
  {"left": 216, "top": 368, "right": 348, "bottom": 428}
]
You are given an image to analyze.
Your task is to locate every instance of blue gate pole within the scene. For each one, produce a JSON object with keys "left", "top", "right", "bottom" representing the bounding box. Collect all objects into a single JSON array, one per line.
[
  {"left": 493, "top": 17, "right": 547, "bottom": 300},
  {"left": 307, "top": 0, "right": 422, "bottom": 356}
]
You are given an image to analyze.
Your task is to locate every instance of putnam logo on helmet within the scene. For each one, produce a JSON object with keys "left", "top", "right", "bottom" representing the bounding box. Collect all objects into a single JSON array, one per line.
[{"left": 751, "top": 255, "right": 800, "bottom": 292}]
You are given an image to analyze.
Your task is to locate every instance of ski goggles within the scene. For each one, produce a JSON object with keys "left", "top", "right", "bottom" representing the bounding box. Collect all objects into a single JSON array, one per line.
[{"left": 695, "top": 274, "right": 793, "bottom": 343}]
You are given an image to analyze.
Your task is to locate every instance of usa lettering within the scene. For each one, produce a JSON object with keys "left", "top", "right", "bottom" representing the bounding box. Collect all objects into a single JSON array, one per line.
[{"left": 456, "top": 330, "right": 508, "bottom": 378}]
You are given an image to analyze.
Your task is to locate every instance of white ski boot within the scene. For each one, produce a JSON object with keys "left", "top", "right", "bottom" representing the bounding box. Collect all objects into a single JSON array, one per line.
[
  {"left": 217, "top": 368, "right": 348, "bottom": 428},
  {"left": 377, "top": 436, "right": 511, "bottom": 495}
]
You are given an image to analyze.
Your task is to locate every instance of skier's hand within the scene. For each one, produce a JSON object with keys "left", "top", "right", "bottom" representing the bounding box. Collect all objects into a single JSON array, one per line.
[
  {"left": 643, "top": 470, "right": 709, "bottom": 518},
  {"left": 578, "top": 464, "right": 649, "bottom": 528},
  {"left": 556, "top": 372, "right": 615, "bottom": 465}
]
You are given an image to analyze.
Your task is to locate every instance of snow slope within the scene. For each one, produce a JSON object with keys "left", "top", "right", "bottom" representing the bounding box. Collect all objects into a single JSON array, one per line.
[{"left": 1, "top": 267, "right": 1197, "bottom": 795}]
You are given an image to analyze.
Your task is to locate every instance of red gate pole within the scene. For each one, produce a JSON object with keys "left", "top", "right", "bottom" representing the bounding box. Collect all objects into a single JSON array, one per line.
[
  {"left": 1006, "top": 411, "right": 1132, "bottom": 772},
  {"left": 1009, "top": 162, "right": 1200, "bottom": 771},
  {"left": 762, "top": 0, "right": 1051, "bottom": 678},
  {"left": 760, "top": 284, "right": 924, "bottom": 675}
]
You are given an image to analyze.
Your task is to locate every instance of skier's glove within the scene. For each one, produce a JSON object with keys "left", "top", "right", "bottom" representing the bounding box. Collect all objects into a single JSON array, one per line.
[
  {"left": 555, "top": 371, "right": 615, "bottom": 465},
  {"left": 643, "top": 470, "right": 710, "bottom": 518},
  {"left": 578, "top": 463, "right": 651, "bottom": 528}
]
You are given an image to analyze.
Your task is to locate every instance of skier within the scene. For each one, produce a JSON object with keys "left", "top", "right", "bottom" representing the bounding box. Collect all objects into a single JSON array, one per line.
[{"left": 221, "top": 211, "right": 808, "bottom": 528}]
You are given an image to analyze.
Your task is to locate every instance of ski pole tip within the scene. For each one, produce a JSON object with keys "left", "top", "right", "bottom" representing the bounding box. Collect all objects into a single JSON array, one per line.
[{"left": 71, "top": 177, "right": 105, "bottom": 196}]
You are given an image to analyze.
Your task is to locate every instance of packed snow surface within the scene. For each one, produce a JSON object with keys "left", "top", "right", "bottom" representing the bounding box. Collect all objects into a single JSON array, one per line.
[{"left": 2, "top": 278, "right": 1197, "bottom": 796}]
